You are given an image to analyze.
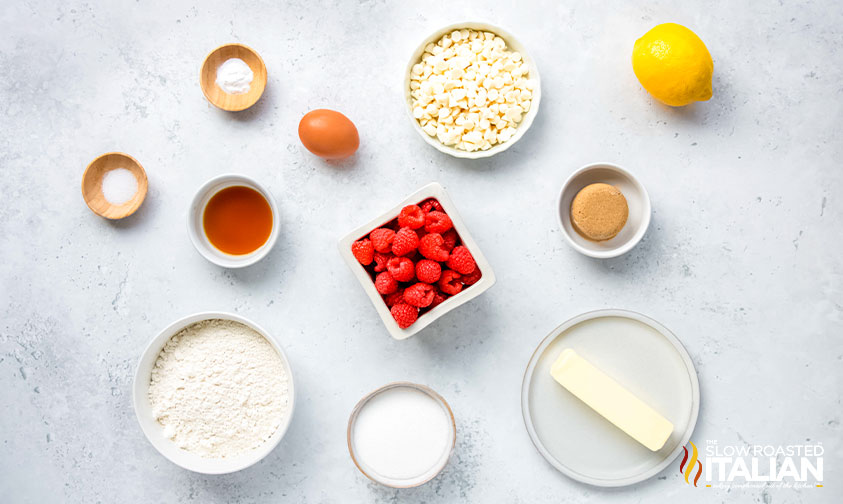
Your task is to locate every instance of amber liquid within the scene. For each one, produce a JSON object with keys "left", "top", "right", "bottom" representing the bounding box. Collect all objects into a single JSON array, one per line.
[{"left": 203, "top": 186, "right": 272, "bottom": 255}]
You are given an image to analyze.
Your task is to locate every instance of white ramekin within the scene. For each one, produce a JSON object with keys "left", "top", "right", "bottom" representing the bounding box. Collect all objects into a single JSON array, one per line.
[
  {"left": 337, "top": 182, "right": 496, "bottom": 340},
  {"left": 187, "top": 174, "right": 279, "bottom": 268},
  {"left": 557, "top": 162, "right": 651, "bottom": 259}
]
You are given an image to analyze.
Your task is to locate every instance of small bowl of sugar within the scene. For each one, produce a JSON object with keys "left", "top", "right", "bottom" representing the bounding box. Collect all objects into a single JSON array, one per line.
[
  {"left": 200, "top": 43, "right": 268, "bottom": 112},
  {"left": 347, "top": 382, "right": 456, "bottom": 488},
  {"left": 82, "top": 152, "right": 148, "bottom": 219}
]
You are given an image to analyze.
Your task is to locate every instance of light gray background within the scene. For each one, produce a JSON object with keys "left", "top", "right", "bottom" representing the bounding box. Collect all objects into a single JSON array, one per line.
[{"left": 1, "top": 0, "right": 841, "bottom": 502}]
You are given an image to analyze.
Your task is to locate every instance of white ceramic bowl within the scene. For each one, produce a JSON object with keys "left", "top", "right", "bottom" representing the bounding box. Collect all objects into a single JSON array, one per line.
[
  {"left": 132, "top": 311, "right": 295, "bottom": 474},
  {"left": 338, "top": 182, "right": 496, "bottom": 340},
  {"left": 404, "top": 22, "right": 542, "bottom": 159},
  {"left": 557, "top": 162, "right": 651, "bottom": 258},
  {"left": 347, "top": 382, "right": 456, "bottom": 488},
  {"left": 188, "top": 174, "right": 279, "bottom": 268}
]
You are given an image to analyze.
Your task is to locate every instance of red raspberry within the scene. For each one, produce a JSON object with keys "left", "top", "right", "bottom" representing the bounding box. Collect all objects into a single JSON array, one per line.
[
  {"left": 392, "top": 227, "right": 419, "bottom": 256},
  {"left": 415, "top": 259, "right": 442, "bottom": 283},
  {"left": 461, "top": 266, "right": 482, "bottom": 285},
  {"left": 403, "top": 283, "right": 435, "bottom": 307},
  {"left": 387, "top": 256, "right": 415, "bottom": 282},
  {"left": 418, "top": 233, "right": 450, "bottom": 262},
  {"left": 398, "top": 205, "right": 425, "bottom": 229},
  {"left": 375, "top": 271, "right": 398, "bottom": 295},
  {"left": 370, "top": 228, "right": 395, "bottom": 253},
  {"left": 351, "top": 238, "right": 374, "bottom": 265},
  {"left": 373, "top": 252, "right": 392, "bottom": 272},
  {"left": 441, "top": 229, "right": 458, "bottom": 252},
  {"left": 446, "top": 246, "right": 476, "bottom": 275},
  {"left": 438, "top": 270, "right": 463, "bottom": 295},
  {"left": 429, "top": 289, "right": 448, "bottom": 308},
  {"left": 424, "top": 211, "right": 452, "bottom": 234},
  {"left": 420, "top": 198, "right": 444, "bottom": 214},
  {"left": 391, "top": 303, "right": 418, "bottom": 329},
  {"left": 384, "top": 289, "right": 405, "bottom": 307}
]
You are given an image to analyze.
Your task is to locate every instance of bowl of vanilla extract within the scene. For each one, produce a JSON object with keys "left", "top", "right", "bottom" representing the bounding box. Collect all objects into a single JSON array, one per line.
[{"left": 188, "top": 174, "right": 279, "bottom": 268}]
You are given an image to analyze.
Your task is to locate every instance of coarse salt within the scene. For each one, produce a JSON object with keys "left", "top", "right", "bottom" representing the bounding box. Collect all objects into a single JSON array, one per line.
[{"left": 101, "top": 167, "right": 138, "bottom": 205}]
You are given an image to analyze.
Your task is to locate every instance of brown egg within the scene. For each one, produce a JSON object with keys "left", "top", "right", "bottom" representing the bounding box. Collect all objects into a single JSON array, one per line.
[{"left": 298, "top": 109, "right": 359, "bottom": 159}]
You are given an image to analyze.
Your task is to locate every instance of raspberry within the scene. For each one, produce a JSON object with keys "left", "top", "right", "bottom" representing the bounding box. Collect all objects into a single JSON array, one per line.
[
  {"left": 403, "top": 283, "right": 435, "bottom": 307},
  {"left": 387, "top": 256, "right": 415, "bottom": 282},
  {"left": 438, "top": 270, "right": 463, "bottom": 295},
  {"left": 415, "top": 259, "right": 442, "bottom": 283},
  {"left": 419, "top": 233, "right": 450, "bottom": 262},
  {"left": 370, "top": 228, "right": 395, "bottom": 253},
  {"left": 441, "top": 229, "right": 458, "bottom": 252},
  {"left": 398, "top": 205, "right": 425, "bottom": 229},
  {"left": 420, "top": 198, "right": 444, "bottom": 214},
  {"left": 384, "top": 289, "right": 405, "bottom": 307},
  {"left": 375, "top": 271, "right": 398, "bottom": 295},
  {"left": 424, "top": 211, "right": 452, "bottom": 234},
  {"left": 461, "top": 266, "right": 482, "bottom": 285},
  {"left": 351, "top": 238, "right": 374, "bottom": 265},
  {"left": 391, "top": 303, "right": 418, "bottom": 329},
  {"left": 429, "top": 289, "right": 448, "bottom": 308},
  {"left": 373, "top": 252, "right": 392, "bottom": 272},
  {"left": 447, "top": 246, "right": 476, "bottom": 275},
  {"left": 392, "top": 227, "right": 419, "bottom": 256}
]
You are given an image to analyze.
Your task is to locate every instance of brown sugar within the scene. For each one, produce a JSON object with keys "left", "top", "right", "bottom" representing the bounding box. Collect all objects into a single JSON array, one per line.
[{"left": 570, "top": 183, "right": 629, "bottom": 241}]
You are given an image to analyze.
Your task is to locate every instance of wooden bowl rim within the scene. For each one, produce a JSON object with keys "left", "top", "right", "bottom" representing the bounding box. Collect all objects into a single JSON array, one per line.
[
  {"left": 82, "top": 151, "right": 148, "bottom": 219},
  {"left": 200, "top": 43, "right": 267, "bottom": 112}
]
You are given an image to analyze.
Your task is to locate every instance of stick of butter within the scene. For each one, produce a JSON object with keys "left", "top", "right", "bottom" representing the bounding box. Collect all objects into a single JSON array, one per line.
[{"left": 550, "top": 348, "right": 673, "bottom": 451}]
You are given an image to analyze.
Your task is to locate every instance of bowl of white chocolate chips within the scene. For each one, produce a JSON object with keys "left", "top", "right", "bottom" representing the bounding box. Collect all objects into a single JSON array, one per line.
[{"left": 405, "top": 22, "right": 542, "bottom": 159}]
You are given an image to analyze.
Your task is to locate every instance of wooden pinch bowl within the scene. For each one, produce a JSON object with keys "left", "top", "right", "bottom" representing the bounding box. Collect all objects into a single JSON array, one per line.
[
  {"left": 200, "top": 43, "right": 267, "bottom": 111},
  {"left": 82, "top": 152, "right": 148, "bottom": 219}
]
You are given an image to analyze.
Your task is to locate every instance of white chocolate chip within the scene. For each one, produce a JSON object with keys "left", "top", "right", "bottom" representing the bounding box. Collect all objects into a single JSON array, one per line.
[{"left": 410, "top": 28, "right": 532, "bottom": 152}]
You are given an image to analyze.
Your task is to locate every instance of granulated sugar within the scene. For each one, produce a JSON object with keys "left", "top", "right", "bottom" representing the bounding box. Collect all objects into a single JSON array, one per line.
[{"left": 148, "top": 319, "right": 289, "bottom": 458}]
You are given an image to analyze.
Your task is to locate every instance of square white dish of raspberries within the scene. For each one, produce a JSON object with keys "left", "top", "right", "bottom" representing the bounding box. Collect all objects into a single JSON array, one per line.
[{"left": 338, "top": 182, "right": 496, "bottom": 340}]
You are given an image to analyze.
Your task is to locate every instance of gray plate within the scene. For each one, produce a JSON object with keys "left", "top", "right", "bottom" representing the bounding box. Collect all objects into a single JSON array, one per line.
[{"left": 521, "top": 309, "right": 700, "bottom": 487}]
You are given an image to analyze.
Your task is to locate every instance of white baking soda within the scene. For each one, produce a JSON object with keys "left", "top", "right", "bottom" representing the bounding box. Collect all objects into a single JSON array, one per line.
[
  {"left": 215, "top": 58, "right": 253, "bottom": 94},
  {"left": 352, "top": 386, "right": 451, "bottom": 480}
]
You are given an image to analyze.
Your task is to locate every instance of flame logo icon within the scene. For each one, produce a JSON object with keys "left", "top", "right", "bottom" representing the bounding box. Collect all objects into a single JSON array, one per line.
[{"left": 679, "top": 441, "right": 703, "bottom": 486}]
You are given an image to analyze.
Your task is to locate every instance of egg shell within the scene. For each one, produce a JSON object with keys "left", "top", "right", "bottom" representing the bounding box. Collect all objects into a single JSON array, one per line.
[{"left": 298, "top": 109, "right": 360, "bottom": 159}]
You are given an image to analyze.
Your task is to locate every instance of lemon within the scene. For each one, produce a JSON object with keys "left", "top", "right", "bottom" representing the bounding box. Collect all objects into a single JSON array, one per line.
[{"left": 632, "top": 23, "right": 713, "bottom": 106}]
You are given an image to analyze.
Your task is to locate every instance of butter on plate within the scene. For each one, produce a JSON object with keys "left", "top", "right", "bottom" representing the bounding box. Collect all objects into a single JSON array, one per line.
[{"left": 550, "top": 348, "right": 673, "bottom": 451}]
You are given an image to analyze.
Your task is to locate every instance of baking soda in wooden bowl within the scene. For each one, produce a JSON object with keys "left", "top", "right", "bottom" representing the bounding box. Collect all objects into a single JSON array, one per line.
[{"left": 347, "top": 383, "right": 456, "bottom": 488}]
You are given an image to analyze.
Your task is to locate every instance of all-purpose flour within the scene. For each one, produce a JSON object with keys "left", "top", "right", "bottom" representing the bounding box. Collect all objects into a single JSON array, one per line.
[{"left": 148, "top": 319, "right": 289, "bottom": 458}]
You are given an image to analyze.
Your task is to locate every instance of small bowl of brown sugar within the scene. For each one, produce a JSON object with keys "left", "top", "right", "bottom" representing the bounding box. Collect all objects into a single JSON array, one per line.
[{"left": 557, "top": 162, "right": 650, "bottom": 259}]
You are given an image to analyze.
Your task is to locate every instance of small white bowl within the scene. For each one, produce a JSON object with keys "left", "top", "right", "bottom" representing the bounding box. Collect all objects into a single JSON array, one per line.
[
  {"left": 132, "top": 311, "right": 295, "bottom": 474},
  {"left": 347, "top": 382, "right": 456, "bottom": 488},
  {"left": 557, "top": 162, "right": 651, "bottom": 259},
  {"left": 337, "top": 182, "right": 496, "bottom": 340},
  {"left": 404, "top": 22, "right": 542, "bottom": 159},
  {"left": 188, "top": 174, "right": 279, "bottom": 268}
]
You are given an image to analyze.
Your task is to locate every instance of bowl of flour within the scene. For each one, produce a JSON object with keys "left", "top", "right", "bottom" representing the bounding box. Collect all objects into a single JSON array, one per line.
[{"left": 133, "top": 312, "right": 294, "bottom": 474}]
